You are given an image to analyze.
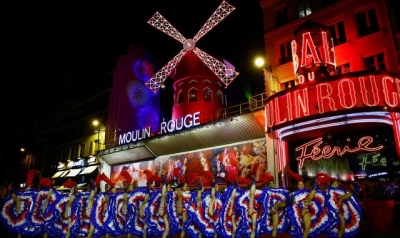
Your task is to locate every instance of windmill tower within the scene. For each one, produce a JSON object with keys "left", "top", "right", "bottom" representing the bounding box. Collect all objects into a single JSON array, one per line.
[{"left": 146, "top": 1, "right": 239, "bottom": 124}]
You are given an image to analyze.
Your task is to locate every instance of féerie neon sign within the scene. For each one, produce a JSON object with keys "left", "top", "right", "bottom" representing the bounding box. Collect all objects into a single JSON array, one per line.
[{"left": 295, "top": 136, "right": 383, "bottom": 168}]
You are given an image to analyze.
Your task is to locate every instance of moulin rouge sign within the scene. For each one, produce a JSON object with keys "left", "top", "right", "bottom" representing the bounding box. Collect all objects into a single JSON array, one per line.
[
  {"left": 266, "top": 21, "right": 400, "bottom": 132},
  {"left": 118, "top": 112, "right": 200, "bottom": 145},
  {"left": 266, "top": 73, "right": 400, "bottom": 131}
]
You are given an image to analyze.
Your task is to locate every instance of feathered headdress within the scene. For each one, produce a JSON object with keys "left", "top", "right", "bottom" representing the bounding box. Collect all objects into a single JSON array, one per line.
[
  {"left": 39, "top": 178, "right": 52, "bottom": 188},
  {"left": 259, "top": 173, "right": 274, "bottom": 184},
  {"left": 95, "top": 174, "right": 102, "bottom": 187},
  {"left": 121, "top": 170, "right": 133, "bottom": 184},
  {"left": 288, "top": 169, "right": 303, "bottom": 182},
  {"left": 199, "top": 171, "right": 214, "bottom": 186},
  {"left": 100, "top": 173, "right": 115, "bottom": 187},
  {"left": 63, "top": 180, "right": 77, "bottom": 189},
  {"left": 316, "top": 172, "right": 331, "bottom": 185},
  {"left": 26, "top": 170, "right": 40, "bottom": 187},
  {"left": 173, "top": 167, "right": 185, "bottom": 184},
  {"left": 143, "top": 169, "right": 162, "bottom": 184}
]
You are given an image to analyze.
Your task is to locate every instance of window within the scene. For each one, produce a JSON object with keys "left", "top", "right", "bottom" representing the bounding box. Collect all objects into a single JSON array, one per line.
[
  {"left": 69, "top": 146, "right": 77, "bottom": 160},
  {"left": 203, "top": 88, "right": 212, "bottom": 102},
  {"left": 279, "top": 41, "right": 293, "bottom": 65},
  {"left": 217, "top": 90, "right": 224, "bottom": 104},
  {"left": 284, "top": 80, "right": 296, "bottom": 90},
  {"left": 177, "top": 90, "right": 184, "bottom": 104},
  {"left": 89, "top": 141, "right": 95, "bottom": 155},
  {"left": 336, "top": 63, "right": 351, "bottom": 74},
  {"left": 328, "top": 21, "right": 347, "bottom": 45},
  {"left": 79, "top": 143, "right": 85, "bottom": 158},
  {"left": 364, "top": 53, "right": 385, "bottom": 71},
  {"left": 188, "top": 88, "right": 197, "bottom": 102},
  {"left": 275, "top": 7, "right": 288, "bottom": 27},
  {"left": 356, "top": 8, "right": 379, "bottom": 37},
  {"left": 298, "top": 0, "right": 312, "bottom": 18}
]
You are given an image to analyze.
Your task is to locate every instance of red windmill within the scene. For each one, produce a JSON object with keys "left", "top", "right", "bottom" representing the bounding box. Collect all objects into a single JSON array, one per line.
[{"left": 145, "top": 1, "right": 240, "bottom": 123}]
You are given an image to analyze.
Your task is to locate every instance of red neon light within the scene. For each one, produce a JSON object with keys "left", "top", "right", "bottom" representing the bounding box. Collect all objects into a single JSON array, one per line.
[
  {"left": 300, "top": 32, "right": 321, "bottom": 67},
  {"left": 266, "top": 74, "right": 400, "bottom": 131},
  {"left": 295, "top": 136, "right": 383, "bottom": 168}
]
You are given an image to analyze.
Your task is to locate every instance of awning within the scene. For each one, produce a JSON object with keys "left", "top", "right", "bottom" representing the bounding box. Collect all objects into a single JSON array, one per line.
[
  {"left": 78, "top": 165, "right": 98, "bottom": 175},
  {"left": 59, "top": 170, "right": 69, "bottom": 177},
  {"left": 65, "top": 168, "right": 82, "bottom": 177},
  {"left": 51, "top": 171, "right": 64, "bottom": 179},
  {"left": 55, "top": 185, "right": 69, "bottom": 191}
]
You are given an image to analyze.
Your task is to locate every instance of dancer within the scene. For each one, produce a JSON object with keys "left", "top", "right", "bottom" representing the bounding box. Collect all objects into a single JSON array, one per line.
[
  {"left": 218, "top": 175, "right": 249, "bottom": 238},
  {"left": 261, "top": 173, "right": 290, "bottom": 238},
  {"left": 287, "top": 171, "right": 330, "bottom": 238},
  {"left": 325, "top": 178, "right": 362, "bottom": 238},
  {"left": 170, "top": 167, "right": 190, "bottom": 238},
  {"left": 142, "top": 169, "right": 164, "bottom": 238},
  {"left": 120, "top": 170, "right": 135, "bottom": 238},
  {"left": 85, "top": 174, "right": 101, "bottom": 238},
  {"left": 63, "top": 180, "right": 78, "bottom": 238},
  {"left": 248, "top": 176, "right": 258, "bottom": 238}
]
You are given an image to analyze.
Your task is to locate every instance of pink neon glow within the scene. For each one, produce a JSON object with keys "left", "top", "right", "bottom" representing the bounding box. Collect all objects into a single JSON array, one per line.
[
  {"left": 382, "top": 76, "right": 398, "bottom": 107},
  {"left": 390, "top": 112, "right": 400, "bottom": 160},
  {"left": 359, "top": 76, "right": 379, "bottom": 106},
  {"left": 295, "top": 136, "right": 384, "bottom": 168},
  {"left": 338, "top": 79, "right": 356, "bottom": 108},
  {"left": 300, "top": 32, "right": 321, "bottom": 67}
]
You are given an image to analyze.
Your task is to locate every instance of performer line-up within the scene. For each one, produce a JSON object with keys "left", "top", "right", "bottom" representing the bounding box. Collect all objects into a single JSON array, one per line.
[{"left": 1, "top": 169, "right": 362, "bottom": 238}]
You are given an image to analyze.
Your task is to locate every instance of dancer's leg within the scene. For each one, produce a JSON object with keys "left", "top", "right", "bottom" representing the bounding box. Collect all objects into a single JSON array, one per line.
[
  {"left": 162, "top": 214, "right": 169, "bottom": 238},
  {"left": 208, "top": 179, "right": 216, "bottom": 216},
  {"left": 158, "top": 178, "right": 167, "bottom": 216}
]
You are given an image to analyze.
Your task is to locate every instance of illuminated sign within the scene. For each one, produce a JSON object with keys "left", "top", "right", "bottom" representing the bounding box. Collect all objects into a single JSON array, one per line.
[
  {"left": 119, "top": 112, "right": 201, "bottom": 145},
  {"left": 295, "top": 136, "right": 383, "bottom": 168},
  {"left": 292, "top": 20, "right": 336, "bottom": 82},
  {"left": 266, "top": 74, "right": 400, "bottom": 131}
]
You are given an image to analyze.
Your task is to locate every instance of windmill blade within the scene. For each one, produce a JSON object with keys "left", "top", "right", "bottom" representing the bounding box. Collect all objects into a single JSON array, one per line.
[
  {"left": 148, "top": 12, "right": 187, "bottom": 44},
  {"left": 193, "top": 47, "right": 239, "bottom": 87},
  {"left": 192, "top": 1, "right": 236, "bottom": 42},
  {"left": 145, "top": 49, "right": 187, "bottom": 93}
]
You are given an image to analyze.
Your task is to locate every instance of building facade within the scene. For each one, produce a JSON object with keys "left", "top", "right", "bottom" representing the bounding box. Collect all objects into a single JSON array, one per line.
[{"left": 259, "top": 0, "right": 400, "bottom": 186}]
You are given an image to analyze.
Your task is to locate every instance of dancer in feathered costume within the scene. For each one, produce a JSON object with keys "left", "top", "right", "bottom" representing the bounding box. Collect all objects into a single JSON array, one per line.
[
  {"left": 188, "top": 171, "right": 221, "bottom": 238},
  {"left": 44, "top": 180, "right": 78, "bottom": 238},
  {"left": 259, "top": 173, "right": 291, "bottom": 238},
  {"left": 216, "top": 175, "right": 249, "bottom": 238},
  {"left": 73, "top": 190, "right": 91, "bottom": 238},
  {"left": 287, "top": 172, "right": 331, "bottom": 238},
  {"left": 99, "top": 173, "right": 121, "bottom": 237},
  {"left": 41, "top": 177, "right": 62, "bottom": 238},
  {"left": 119, "top": 170, "right": 136, "bottom": 237},
  {"left": 185, "top": 176, "right": 206, "bottom": 238},
  {"left": 126, "top": 186, "right": 149, "bottom": 237},
  {"left": 167, "top": 167, "right": 191, "bottom": 237},
  {"left": 27, "top": 177, "right": 55, "bottom": 237},
  {"left": 84, "top": 174, "right": 102, "bottom": 238},
  {"left": 145, "top": 170, "right": 170, "bottom": 237},
  {"left": 236, "top": 175, "right": 266, "bottom": 238},
  {"left": 1, "top": 182, "right": 31, "bottom": 237},
  {"left": 324, "top": 177, "right": 362, "bottom": 238},
  {"left": 0, "top": 170, "right": 41, "bottom": 237},
  {"left": 90, "top": 175, "right": 108, "bottom": 238}
]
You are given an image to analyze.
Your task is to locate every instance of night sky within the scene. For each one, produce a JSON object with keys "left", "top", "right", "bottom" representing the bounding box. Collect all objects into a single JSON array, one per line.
[{"left": 0, "top": 1, "right": 265, "bottom": 168}]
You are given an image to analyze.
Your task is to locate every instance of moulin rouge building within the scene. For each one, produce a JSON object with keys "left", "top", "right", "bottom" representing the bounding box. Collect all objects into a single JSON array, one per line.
[{"left": 260, "top": 0, "right": 400, "bottom": 186}]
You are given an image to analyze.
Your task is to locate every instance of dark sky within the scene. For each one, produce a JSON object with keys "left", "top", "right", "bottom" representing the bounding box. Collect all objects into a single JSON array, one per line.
[{"left": 1, "top": 1, "right": 265, "bottom": 157}]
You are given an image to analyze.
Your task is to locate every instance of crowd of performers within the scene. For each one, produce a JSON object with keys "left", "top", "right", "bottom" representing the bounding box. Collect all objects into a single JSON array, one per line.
[{"left": 0, "top": 168, "right": 363, "bottom": 238}]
